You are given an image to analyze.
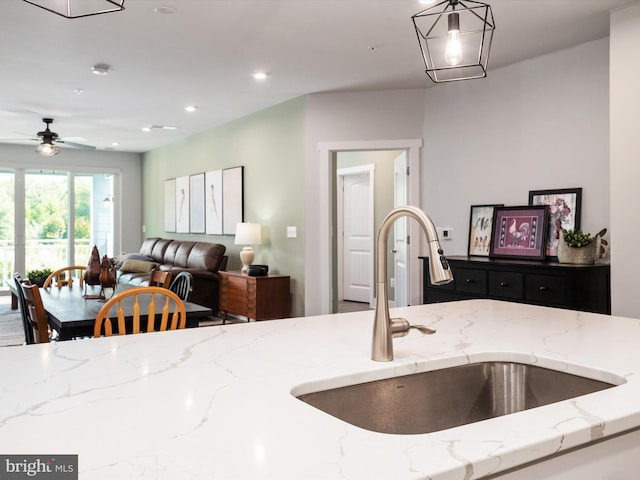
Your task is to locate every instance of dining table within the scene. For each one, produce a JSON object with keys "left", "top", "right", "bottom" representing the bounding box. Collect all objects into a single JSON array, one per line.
[{"left": 40, "top": 283, "right": 213, "bottom": 340}]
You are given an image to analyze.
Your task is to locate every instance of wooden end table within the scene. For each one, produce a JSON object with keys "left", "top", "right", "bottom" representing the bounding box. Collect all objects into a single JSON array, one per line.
[{"left": 219, "top": 271, "right": 290, "bottom": 322}]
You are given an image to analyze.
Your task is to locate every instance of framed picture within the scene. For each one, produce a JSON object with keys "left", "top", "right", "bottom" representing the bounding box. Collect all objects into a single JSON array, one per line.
[
  {"left": 163, "top": 179, "right": 176, "bottom": 232},
  {"left": 175, "top": 175, "right": 190, "bottom": 233},
  {"left": 489, "top": 205, "right": 549, "bottom": 260},
  {"left": 222, "top": 166, "right": 244, "bottom": 235},
  {"left": 189, "top": 173, "right": 205, "bottom": 233},
  {"left": 528, "top": 188, "right": 582, "bottom": 259},
  {"left": 205, "top": 169, "right": 223, "bottom": 235},
  {"left": 468, "top": 204, "right": 503, "bottom": 257}
]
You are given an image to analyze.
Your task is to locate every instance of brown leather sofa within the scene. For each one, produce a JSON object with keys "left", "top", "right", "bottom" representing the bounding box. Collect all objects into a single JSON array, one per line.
[{"left": 116, "top": 237, "right": 228, "bottom": 312}]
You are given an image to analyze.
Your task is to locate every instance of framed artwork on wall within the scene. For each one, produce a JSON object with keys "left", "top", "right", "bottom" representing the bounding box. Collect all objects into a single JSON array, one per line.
[
  {"left": 528, "top": 187, "right": 582, "bottom": 259},
  {"left": 489, "top": 205, "right": 549, "bottom": 260},
  {"left": 222, "top": 166, "right": 244, "bottom": 235},
  {"left": 175, "top": 175, "right": 190, "bottom": 233},
  {"left": 468, "top": 204, "right": 503, "bottom": 257},
  {"left": 189, "top": 173, "right": 205, "bottom": 233},
  {"left": 163, "top": 179, "right": 176, "bottom": 233},
  {"left": 205, "top": 169, "right": 223, "bottom": 235}
]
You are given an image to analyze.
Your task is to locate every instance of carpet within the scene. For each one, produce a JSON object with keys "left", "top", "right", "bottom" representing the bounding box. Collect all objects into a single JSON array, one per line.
[{"left": 0, "top": 300, "right": 26, "bottom": 347}]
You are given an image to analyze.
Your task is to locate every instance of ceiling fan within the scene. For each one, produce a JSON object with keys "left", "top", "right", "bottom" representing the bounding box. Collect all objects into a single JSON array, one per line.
[{"left": 2, "top": 118, "right": 96, "bottom": 156}]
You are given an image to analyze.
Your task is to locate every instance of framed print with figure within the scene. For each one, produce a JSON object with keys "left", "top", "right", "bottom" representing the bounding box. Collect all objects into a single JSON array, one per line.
[
  {"left": 528, "top": 187, "right": 582, "bottom": 259},
  {"left": 468, "top": 204, "right": 503, "bottom": 257},
  {"left": 489, "top": 205, "right": 549, "bottom": 260}
]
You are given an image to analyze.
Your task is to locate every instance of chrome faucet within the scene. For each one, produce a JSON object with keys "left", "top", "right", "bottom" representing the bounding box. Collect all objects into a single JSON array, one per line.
[{"left": 372, "top": 206, "right": 454, "bottom": 362}]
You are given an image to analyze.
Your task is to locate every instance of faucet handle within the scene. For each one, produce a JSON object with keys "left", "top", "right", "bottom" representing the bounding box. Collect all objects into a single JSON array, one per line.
[
  {"left": 410, "top": 324, "right": 436, "bottom": 335},
  {"left": 390, "top": 318, "right": 436, "bottom": 337}
]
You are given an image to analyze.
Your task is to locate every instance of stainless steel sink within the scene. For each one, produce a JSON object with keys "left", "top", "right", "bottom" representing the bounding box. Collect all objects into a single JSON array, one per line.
[{"left": 296, "top": 362, "right": 619, "bottom": 434}]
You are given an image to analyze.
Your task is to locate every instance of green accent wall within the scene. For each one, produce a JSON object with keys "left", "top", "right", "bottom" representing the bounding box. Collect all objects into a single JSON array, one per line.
[{"left": 141, "top": 97, "right": 306, "bottom": 317}]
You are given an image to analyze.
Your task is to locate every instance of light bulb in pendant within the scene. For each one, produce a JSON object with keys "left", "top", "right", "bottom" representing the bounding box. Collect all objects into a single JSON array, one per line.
[{"left": 445, "top": 12, "right": 462, "bottom": 66}]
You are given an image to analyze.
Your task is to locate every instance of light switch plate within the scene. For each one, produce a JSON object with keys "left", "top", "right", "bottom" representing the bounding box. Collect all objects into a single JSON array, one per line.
[{"left": 287, "top": 226, "right": 297, "bottom": 238}]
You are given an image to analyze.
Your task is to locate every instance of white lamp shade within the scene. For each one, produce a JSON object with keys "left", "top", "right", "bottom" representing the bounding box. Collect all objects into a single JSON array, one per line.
[{"left": 235, "top": 222, "right": 262, "bottom": 245}]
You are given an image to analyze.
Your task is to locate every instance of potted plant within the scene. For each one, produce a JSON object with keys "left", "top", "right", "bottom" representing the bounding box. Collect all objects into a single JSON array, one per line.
[
  {"left": 558, "top": 228, "right": 607, "bottom": 265},
  {"left": 27, "top": 268, "right": 54, "bottom": 287}
]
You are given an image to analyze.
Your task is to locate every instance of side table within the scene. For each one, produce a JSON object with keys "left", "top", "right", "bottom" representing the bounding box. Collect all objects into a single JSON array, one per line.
[{"left": 219, "top": 271, "right": 291, "bottom": 322}]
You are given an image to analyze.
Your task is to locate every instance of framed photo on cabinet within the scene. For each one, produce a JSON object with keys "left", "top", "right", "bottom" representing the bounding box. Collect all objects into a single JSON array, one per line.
[
  {"left": 468, "top": 204, "right": 503, "bottom": 257},
  {"left": 528, "top": 187, "right": 582, "bottom": 260},
  {"left": 489, "top": 205, "right": 549, "bottom": 261}
]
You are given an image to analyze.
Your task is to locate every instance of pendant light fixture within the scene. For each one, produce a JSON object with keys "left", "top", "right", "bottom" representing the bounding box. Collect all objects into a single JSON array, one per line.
[
  {"left": 412, "top": 0, "right": 495, "bottom": 83},
  {"left": 22, "top": 0, "right": 125, "bottom": 19}
]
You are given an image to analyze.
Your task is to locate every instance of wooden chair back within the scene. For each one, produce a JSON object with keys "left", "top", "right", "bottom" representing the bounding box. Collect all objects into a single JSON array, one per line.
[
  {"left": 169, "top": 271, "right": 193, "bottom": 301},
  {"left": 149, "top": 269, "right": 172, "bottom": 289},
  {"left": 94, "top": 286, "right": 186, "bottom": 337},
  {"left": 20, "top": 282, "right": 51, "bottom": 344},
  {"left": 14, "top": 273, "right": 35, "bottom": 344},
  {"left": 43, "top": 266, "right": 86, "bottom": 289}
]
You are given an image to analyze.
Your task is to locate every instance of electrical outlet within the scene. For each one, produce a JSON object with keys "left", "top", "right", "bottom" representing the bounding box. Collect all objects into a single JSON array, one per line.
[
  {"left": 390, "top": 277, "right": 395, "bottom": 288},
  {"left": 442, "top": 227, "right": 453, "bottom": 240}
]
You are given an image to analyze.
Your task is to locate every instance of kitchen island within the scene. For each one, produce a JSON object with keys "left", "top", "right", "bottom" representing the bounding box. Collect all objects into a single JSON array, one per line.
[{"left": 2, "top": 299, "right": 640, "bottom": 479}]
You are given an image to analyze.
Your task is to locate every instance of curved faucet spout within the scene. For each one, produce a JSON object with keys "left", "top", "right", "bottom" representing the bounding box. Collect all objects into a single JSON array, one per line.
[{"left": 371, "top": 206, "right": 453, "bottom": 362}]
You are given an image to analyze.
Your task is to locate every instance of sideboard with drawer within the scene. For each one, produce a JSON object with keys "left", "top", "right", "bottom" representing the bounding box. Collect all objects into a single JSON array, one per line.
[{"left": 419, "top": 256, "right": 611, "bottom": 314}]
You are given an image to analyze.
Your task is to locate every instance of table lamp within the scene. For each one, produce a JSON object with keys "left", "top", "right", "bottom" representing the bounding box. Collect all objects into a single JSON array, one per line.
[{"left": 235, "top": 222, "right": 262, "bottom": 274}]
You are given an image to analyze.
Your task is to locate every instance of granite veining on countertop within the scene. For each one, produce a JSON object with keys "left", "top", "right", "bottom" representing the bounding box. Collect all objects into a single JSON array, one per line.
[{"left": 2, "top": 299, "right": 640, "bottom": 479}]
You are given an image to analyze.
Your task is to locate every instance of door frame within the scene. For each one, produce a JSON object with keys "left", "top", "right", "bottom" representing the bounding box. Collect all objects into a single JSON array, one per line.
[
  {"left": 337, "top": 164, "right": 375, "bottom": 307},
  {"left": 314, "top": 139, "right": 422, "bottom": 315}
]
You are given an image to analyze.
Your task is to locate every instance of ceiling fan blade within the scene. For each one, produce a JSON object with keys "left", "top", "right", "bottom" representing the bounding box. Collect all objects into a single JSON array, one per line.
[
  {"left": 0, "top": 137, "right": 38, "bottom": 142},
  {"left": 57, "top": 140, "right": 96, "bottom": 150}
]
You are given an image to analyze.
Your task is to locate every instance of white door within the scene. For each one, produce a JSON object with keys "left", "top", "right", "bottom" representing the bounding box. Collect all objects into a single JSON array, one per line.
[
  {"left": 342, "top": 171, "right": 373, "bottom": 303},
  {"left": 393, "top": 151, "right": 409, "bottom": 307}
]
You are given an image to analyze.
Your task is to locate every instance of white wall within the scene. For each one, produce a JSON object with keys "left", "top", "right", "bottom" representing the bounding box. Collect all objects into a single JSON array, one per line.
[
  {"left": 422, "top": 38, "right": 611, "bottom": 257},
  {"left": 0, "top": 144, "right": 142, "bottom": 254},
  {"left": 610, "top": 3, "right": 640, "bottom": 318},
  {"left": 304, "top": 89, "right": 427, "bottom": 315}
]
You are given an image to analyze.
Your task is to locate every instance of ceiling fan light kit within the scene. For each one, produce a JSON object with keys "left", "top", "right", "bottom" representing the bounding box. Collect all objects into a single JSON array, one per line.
[
  {"left": 36, "top": 140, "right": 60, "bottom": 156},
  {"left": 22, "top": 0, "right": 124, "bottom": 19},
  {"left": 412, "top": 0, "right": 495, "bottom": 83}
]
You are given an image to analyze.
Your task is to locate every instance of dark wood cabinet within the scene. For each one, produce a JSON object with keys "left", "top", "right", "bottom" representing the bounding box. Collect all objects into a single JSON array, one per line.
[
  {"left": 219, "top": 271, "right": 291, "bottom": 321},
  {"left": 420, "top": 256, "right": 611, "bottom": 314}
]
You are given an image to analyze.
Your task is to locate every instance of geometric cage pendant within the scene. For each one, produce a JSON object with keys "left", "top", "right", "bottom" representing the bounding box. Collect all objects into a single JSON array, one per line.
[
  {"left": 22, "top": 0, "right": 125, "bottom": 19},
  {"left": 412, "top": 0, "right": 495, "bottom": 83}
]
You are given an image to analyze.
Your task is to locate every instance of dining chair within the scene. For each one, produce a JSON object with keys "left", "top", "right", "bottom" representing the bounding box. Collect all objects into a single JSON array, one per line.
[
  {"left": 14, "top": 273, "right": 35, "bottom": 345},
  {"left": 43, "top": 266, "right": 86, "bottom": 289},
  {"left": 169, "top": 271, "right": 192, "bottom": 302},
  {"left": 94, "top": 286, "right": 187, "bottom": 337},
  {"left": 149, "top": 269, "right": 172, "bottom": 289},
  {"left": 20, "top": 282, "right": 51, "bottom": 344}
]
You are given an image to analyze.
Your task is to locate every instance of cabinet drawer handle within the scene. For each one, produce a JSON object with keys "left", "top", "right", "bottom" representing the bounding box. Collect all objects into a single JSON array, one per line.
[
  {"left": 500, "top": 282, "right": 509, "bottom": 287},
  {"left": 466, "top": 278, "right": 474, "bottom": 284},
  {"left": 539, "top": 286, "right": 548, "bottom": 291}
]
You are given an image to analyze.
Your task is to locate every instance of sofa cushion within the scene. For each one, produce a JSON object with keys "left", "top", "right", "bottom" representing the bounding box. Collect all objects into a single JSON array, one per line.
[
  {"left": 115, "top": 253, "right": 154, "bottom": 269},
  {"left": 187, "top": 242, "right": 226, "bottom": 271},
  {"left": 119, "top": 259, "right": 158, "bottom": 273},
  {"left": 139, "top": 238, "right": 160, "bottom": 257},
  {"left": 150, "top": 239, "right": 172, "bottom": 263},
  {"left": 162, "top": 240, "right": 180, "bottom": 265},
  {"left": 174, "top": 242, "right": 196, "bottom": 268}
]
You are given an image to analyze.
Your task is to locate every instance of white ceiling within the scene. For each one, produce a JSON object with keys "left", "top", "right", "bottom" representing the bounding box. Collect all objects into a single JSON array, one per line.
[{"left": 0, "top": 0, "right": 637, "bottom": 154}]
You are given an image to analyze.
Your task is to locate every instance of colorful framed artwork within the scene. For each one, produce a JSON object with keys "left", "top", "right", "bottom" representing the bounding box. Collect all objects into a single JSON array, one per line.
[
  {"left": 468, "top": 204, "right": 503, "bottom": 257},
  {"left": 528, "top": 187, "right": 582, "bottom": 259},
  {"left": 163, "top": 178, "right": 176, "bottom": 233},
  {"left": 189, "top": 173, "right": 205, "bottom": 234},
  {"left": 489, "top": 205, "right": 549, "bottom": 260}
]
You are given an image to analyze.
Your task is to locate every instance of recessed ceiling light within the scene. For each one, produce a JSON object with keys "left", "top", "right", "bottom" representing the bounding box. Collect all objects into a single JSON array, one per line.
[
  {"left": 111, "top": 142, "right": 120, "bottom": 147},
  {"left": 252, "top": 71, "right": 269, "bottom": 80},
  {"left": 184, "top": 105, "right": 198, "bottom": 113},
  {"left": 92, "top": 63, "right": 110, "bottom": 75},
  {"left": 142, "top": 127, "right": 151, "bottom": 132},
  {"left": 155, "top": 6, "right": 176, "bottom": 14},
  {"left": 74, "top": 88, "right": 84, "bottom": 95},
  {"left": 418, "top": 0, "right": 437, "bottom": 4}
]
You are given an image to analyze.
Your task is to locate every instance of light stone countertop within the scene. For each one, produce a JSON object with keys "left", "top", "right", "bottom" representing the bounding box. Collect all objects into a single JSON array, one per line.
[{"left": 2, "top": 299, "right": 640, "bottom": 479}]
